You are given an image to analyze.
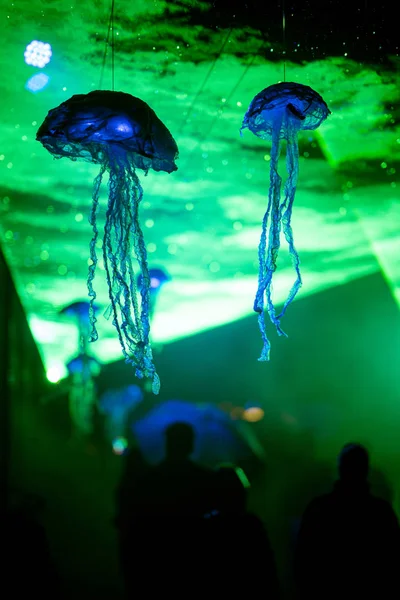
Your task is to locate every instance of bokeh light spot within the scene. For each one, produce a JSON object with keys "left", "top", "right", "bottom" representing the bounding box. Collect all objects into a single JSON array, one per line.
[
  {"left": 24, "top": 41, "right": 52, "bottom": 68},
  {"left": 25, "top": 72, "right": 50, "bottom": 93},
  {"left": 112, "top": 436, "right": 128, "bottom": 455}
]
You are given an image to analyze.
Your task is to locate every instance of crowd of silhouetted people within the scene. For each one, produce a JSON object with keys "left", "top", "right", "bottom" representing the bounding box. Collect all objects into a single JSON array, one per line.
[
  {"left": 115, "top": 423, "right": 400, "bottom": 599},
  {"left": 5, "top": 422, "right": 400, "bottom": 599}
]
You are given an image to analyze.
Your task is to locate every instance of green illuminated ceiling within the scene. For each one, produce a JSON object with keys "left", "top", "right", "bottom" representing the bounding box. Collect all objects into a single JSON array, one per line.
[{"left": 1, "top": 1, "right": 399, "bottom": 378}]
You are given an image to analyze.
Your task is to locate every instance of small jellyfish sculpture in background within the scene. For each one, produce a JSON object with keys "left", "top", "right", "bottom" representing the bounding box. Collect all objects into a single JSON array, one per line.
[
  {"left": 60, "top": 300, "right": 99, "bottom": 354},
  {"left": 241, "top": 82, "right": 330, "bottom": 360},
  {"left": 37, "top": 91, "right": 179, "bottom": 394},
  {"left": 137, "top": 267, "right": 171, "bottom": 319},
  {"left": 98, "top": 384, "right": 143, "bottom": 447},
  {"left": 60, "top": 301, "right": 101, "bottom": 435}
]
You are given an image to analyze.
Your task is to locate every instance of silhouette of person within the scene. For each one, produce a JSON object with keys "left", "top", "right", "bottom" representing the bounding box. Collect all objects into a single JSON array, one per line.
[
  {"left": 204, "top": 464, "right": 280, "bottom": 598},
  {"left": 115, "top": 440, "right": 150, "bottom": 599},
  {"left": 143, "top": 421, "right": 218, "bottom": 518},
  {"left": 115, "top": 442, "right": 149, "bottom": 529},
  {"left": 294, "top": 443, "right": 400, "bottom": 600},
  {"left": 117, "top": 422, "right": 218, "bottom": 598}
]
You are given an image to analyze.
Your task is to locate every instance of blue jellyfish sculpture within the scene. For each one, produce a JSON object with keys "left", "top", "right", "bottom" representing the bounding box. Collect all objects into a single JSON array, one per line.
[
  {"left": 241, "top": 82, "right": 330, "bottom": 360},
  {"left": 37, "top": 91, "right": 179, "bottom": 394}
]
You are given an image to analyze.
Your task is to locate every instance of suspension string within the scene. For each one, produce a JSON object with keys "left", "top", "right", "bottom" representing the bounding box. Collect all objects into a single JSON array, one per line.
[
  {"left": 177, "top": 27, "right": 233, "bottom": 135},
  {"left": 98, "top": 0, "right": 115, "bottom": 91},
  {"left": 364, "top": 0, "right": 369, "bottom": 54},
  {"left": 111, "top": 0, "right": 115, "bottom": 91},
  {"left": 282, "top": 0, "right": 286, "bottom": 82}
]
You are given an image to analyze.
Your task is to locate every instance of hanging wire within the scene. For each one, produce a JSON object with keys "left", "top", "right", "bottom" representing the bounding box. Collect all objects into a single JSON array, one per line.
[
  {"left": 364, "top": 0, "right": 369, "bottom": 54},
  {"left": 194, "top": 41, "right": 266, "bottom": 147},
  {"left": 177, "top": 27, "right": 233, "bottom": 135},
  {"left": 282, "top": 0, "right": 286, "bottom": 81},
  {"left": 177, "top": 37, "right": 266, "bottom": 173},
  {"left": 98, "top": 0, "right": 115, "bottom": 91},
  {"left": 111, "top": 0, "right": 115, "bottom": 91}
]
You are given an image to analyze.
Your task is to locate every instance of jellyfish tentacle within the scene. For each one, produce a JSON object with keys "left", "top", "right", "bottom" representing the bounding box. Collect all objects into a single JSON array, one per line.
[
  {"left": 277, "top": 118, "right": 302, "bottom": 320},
  {"left": 87, "top": 163, "right": 106, "bottom": 343},
  {"left": 126, "top": 164, "right": 159, "bottom": 393},
  {"left": 264, "top": 138, "right": 286, "bottom": 335},
  {"left": 69, "top": 356, "right": 96, "bottom": 436},
  {"left": 124, "top": 163, "right": 146, "bottom": 342},
  {"left": 254, "top": 117, "right": 286, "bottom": 361},
  {"left": 253, "top": 165, "right": 274, "bottom": 361},
  {"left": 104, "top": 157, "right": 142, "bottom": 356},
  {"left": 109, "top": 163, "right": 142, "bottom": 350},
  {"left": 101, "top": 153, "right": 158, "bottom": 391},
  {"left": 102, "top": 176, "right": 131, "bottom": 362},
  {"left": 254, "top": 122, "right": 282, "bottom": 314},
  {"left": 127, "top": 166, "right": 150, "bottom": 342},
  {"left": 121, "top": 189, "right": 142, "bottom": 340},
  {"left": 118, "top": 166, "right": 148, "bottom": 373},
  {"left": 102, "top": 184, "right": 142, "bottom": 368}
]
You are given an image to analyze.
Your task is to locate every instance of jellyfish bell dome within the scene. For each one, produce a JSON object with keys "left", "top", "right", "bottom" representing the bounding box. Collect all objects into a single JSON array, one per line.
[
  {"left": 99, "top": 384, "right": 144, "bottom": 415},
  {"left": 60, "top": 300, "right": 99, "bottom": 321},
  {"left": 138, "top": 267, "right": 171, "bottom": 291},
  {"left": 125, "top": 384, "right": 144, "bottom": 403},
  {"left": 36, "top": 89, "right": 179, "bottom": 174},
  {"left": 241, "top": 82, "right": 331, "bottom": 141},
  {"left": 67, "top": 353, "right": 101, "bottom": 376}
]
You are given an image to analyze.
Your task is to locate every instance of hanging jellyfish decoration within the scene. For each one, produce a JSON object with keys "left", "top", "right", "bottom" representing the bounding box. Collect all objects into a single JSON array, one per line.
[
  {"left": 137, "top": 267, "right": 170, "bottom": 294},
  {"left": 98, "top": 384, "right": 143, "bottom": 449},
  {"left": 240, "top": 82, "right": 330, "bottom": 360},
  {"left": 59, "top": 300, "right": 99, "bottom": 354},
  {"left": 37, "top": 91, "right": 179, "bottom": 394},
  {"left": 137, "top": 267, "right": 171, "bottom": 320}
]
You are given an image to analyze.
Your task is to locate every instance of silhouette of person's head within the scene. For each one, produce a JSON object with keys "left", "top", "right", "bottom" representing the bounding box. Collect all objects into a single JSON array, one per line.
[
  {"left": 338, "top": 443, "right": 369, "bottom": 484},
  {"left": 165, "top": 422, "right": 195, "bottom": 461},
  {"left": 216, "top": 464, "right": 249, "bottom": 514}
]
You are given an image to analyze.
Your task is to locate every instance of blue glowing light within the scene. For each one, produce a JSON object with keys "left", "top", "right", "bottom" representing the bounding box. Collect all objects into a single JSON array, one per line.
[
  {"left": 25, "top": 73, "right": 50, "bottom": 93},
  {"left": 132, "top": 399, "right": 253, "bottom": 467},
  {"left": 24, "top": 40, "right": 52, "bottom": 68}
]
